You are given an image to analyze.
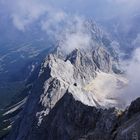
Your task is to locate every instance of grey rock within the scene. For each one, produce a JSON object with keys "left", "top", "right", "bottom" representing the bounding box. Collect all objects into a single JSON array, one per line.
[{"left": 92, "top": 47, "right": 112, "bottom": 73}]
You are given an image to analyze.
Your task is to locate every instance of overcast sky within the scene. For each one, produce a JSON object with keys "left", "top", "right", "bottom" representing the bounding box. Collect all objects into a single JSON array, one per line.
[
  {"left": 0, "top": 0, "right": 140, "bottom": 31},
  {"left": 48, "top": 0, "right": 140, "bottom": 18},
  {"left": 0, "top": 0, "right": 140, "bottom": 45}
]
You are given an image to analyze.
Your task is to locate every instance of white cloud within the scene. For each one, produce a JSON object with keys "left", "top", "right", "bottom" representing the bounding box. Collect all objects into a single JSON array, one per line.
[
  {"left": 1, "top": 0, "right": 140, "bottom": 31},
  {"left": 41, "top": 11, "right": 67, "bottom": 36},
  {"left": 58, "top": 17, "right": 92, "bottom": 54},
  {"left": 132, "top": 34, "right": 140, "bottom": 48},
  {"left": 0, "top": 0, "right": 93, "bottom": 53},
  {"left": 41, "top": 10, "right": 92, "bottom": 54},
  {"left": 1, "top": 0, "right": 49, "bottom": 31},
  {"left": 121, "top": 48, "right": 140, "bottom": 105}
]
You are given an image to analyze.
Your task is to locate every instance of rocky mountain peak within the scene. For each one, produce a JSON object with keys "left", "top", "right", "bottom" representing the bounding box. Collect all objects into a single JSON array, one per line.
[
  {"left": 6, "top": 43, "right": 130, "bottom": 140},
  {"left": 4, "top": 18, "right": 136, "bottom": 139}
]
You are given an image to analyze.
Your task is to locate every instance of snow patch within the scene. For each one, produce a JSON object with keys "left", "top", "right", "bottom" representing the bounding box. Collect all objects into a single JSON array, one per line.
[{"left": 3, "top": 98, "right": 26, "bottom": 116}]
